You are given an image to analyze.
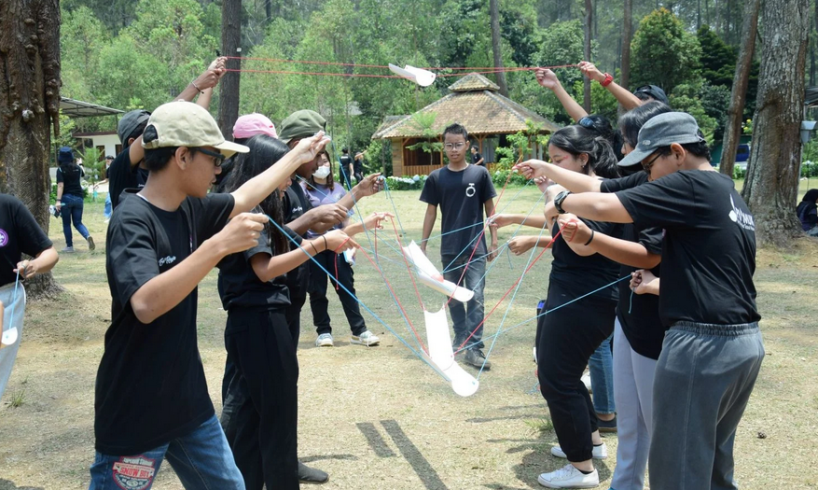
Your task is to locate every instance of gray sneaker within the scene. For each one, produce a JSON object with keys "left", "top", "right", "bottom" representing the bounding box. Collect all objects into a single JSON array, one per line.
[
  {"left": 315, "top": 333, "right": 334, "bottom": 347},
  {"left": 464, "top": 348, "right": 491, "bottom": 370},
  {"left": 61, "top": 246, "right": 75, "bottom": 253},
  {"left": 298, "top": 461, "right": 329, "bottom": 484}
]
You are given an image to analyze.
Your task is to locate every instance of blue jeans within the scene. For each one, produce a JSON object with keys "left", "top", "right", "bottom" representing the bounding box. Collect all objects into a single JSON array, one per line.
[
  {"left": 61, "top": 194, "right": 90, "bottom": 247},
  {"left": 589, "top": 334, "right": 615, "bottom": 414},
  {"left": 441, "top": 254, "right": 486, "bottom": 350},
  {"left": 104, "top": 193, "right": 112, "bottom": 219},
  {"left": 89, "top": 414, "right": 245, "bottom": 490}
]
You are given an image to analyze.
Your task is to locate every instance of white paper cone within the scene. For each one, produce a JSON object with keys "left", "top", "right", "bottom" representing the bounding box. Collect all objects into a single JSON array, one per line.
[{"left": 388, "top": 64, "right": 436, "bottom": 87}]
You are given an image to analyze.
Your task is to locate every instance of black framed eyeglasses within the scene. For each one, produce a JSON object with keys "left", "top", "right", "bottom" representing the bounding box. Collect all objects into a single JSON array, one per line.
[
  {"left": 194, "top": 147, "right": 226, "bottom": 167},
  {"left": 641, "top": 152, "right": 663, "bottom": 172}
]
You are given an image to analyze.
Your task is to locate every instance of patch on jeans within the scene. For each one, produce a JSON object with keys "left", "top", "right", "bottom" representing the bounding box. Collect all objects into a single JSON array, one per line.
[{"left": 112, "top": 456, "right": 156, "bottom": 490}]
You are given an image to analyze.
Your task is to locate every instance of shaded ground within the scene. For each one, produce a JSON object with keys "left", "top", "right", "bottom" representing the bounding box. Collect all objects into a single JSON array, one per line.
[{"left": 1, "top": 188, "right": 816, "bottom": 489}]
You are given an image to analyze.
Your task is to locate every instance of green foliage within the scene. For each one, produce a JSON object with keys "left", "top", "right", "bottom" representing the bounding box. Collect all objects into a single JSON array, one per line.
[
  {"left": 490, "top": 169, "right": 529, "bottom": 186},
  {"left": 405, "top": 113, "right": 443, "bottom": 154},
  {"left": 384, "top": 175, "right": 427, "bottom": 190},
  {"left": 801, "top": 160, "right": 818, "bottom": 178},
  {"left": 571, "top": 79, "right": 619, "bottom": 123},
  {"left": 78, "top": 147, "right": 105, "bottom": 185},
  {"left": 631, "top": 9, "right": 702, "bottom": 94},
  {"left": 699, "top": 83, "right": 732, "bottom": 142},
  {"left": 697, "top": 25, "right": 736, "bottom": 88},
  {"left": 669, "top": 83, "right": 717, "bottom": 143}
]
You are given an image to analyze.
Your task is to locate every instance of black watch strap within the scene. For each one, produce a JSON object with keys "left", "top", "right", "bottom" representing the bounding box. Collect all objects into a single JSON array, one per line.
[{"left": 554, "top": 190, "right": 571, "bottom": 214}]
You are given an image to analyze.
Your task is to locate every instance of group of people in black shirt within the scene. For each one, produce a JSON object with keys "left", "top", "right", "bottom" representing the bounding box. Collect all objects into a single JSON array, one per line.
[{"left": 0, "top": 58, "right": 775, "bottom": 490}]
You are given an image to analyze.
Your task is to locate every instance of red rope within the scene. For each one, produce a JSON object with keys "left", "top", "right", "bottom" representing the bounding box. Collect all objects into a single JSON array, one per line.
[
  {"left": 454, "top": 229, "right": 562, "bottom": 355},
  {"left": 357, "top": 246, "right": 428, "bottom": 354}
]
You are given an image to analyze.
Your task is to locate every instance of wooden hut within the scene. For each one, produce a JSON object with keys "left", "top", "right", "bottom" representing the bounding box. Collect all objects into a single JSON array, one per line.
[{"left": 372, "top": 73, "right": 560, "bottom": 176}]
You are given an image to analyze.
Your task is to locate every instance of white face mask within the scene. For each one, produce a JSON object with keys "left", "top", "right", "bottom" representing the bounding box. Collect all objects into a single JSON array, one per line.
[{"left": 313, "top": 166, "right": 331, "bottom": 179}]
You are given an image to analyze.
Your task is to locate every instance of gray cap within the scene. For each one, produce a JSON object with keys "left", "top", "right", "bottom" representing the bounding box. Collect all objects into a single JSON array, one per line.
[
  {"left": 117, "top": 109, "right": 151, "bottom": 146},
  {"left": 618, "top": 112, "right": 705, "bottom": 167}
]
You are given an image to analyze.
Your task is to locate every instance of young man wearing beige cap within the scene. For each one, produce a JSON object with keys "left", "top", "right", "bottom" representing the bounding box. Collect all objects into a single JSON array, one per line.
[{"left": 90, "top": 101, "right": 329, "bottom": 489}]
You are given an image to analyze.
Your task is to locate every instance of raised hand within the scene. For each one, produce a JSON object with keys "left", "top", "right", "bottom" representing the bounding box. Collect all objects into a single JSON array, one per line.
[
  {"left": 356, "top": 173, "right": 384, "bottom": 198},
  {"left": 214, "top": 213, "right": 267, "bottom": 255},
  {"left": 292, "top": 132, "right": 331, "bottom": 164},
  {"left": 487, "top": 214, "right": 515, "bottom": 229},
  {"left": 512, "top": 159, "right": 548, "bottom": 180},
  {"left": 578, "top": 61, "right": 605, "bottom": 83},
  {"left": 535, "top": 68, "right": 560, "bottom": 90},
  {"left": 194, "top": 57, "right": 228, "bottom": 90}
]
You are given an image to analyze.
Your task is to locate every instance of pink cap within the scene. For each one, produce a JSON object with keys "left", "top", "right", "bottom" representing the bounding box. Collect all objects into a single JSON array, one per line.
[{"left": 233, "top": 113, "right": 278, "bottom": 140}]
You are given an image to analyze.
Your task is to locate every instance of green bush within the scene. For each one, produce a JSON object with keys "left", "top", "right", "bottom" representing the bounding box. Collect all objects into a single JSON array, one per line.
[
  {"left": 491, "top": 170, "right": 529, "bottom": 187},
  {"left": 732, "top": 165, "right": 746, "bottom": 180},
  {"left": 802, "top": 161, "right": 818, "bottom": 178},
  {"left": 384, "top": 175, "right": 428, "bottom": 191}
]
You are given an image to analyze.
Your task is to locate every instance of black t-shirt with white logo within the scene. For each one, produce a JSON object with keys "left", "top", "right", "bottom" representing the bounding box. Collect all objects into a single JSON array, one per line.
[
  {"left": 616, "top": 171, "right": 760, "bottom": 327},
  {"left": 419, "top": 165, "right": 497, "bottom": 257},
  {"left": 283, "top": 184, "right": 311, "bottom": 298},
  {"left": 218, "top": 230, "right": 290, "bottom": 312},
  {"left": 549, "top": 219, "right": 623, "bottom": 302},
  {"left": 108, "top": 147, "right": 149, "bottom": 210},
  {"left": 471, "top": 152, "right": 484, "bottom": 166},
  {"left": 95, "top": 191, "right": 234, "bottom": 455},
  {"left": 0, "top": 194, "right": 53, "bottom": 287},
  {"left": 601, "top": 172, "right": 665, "bottom": 359}
]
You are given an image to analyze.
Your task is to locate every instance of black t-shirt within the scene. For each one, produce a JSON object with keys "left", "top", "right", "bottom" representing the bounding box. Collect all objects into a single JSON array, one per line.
[
  {"left": 419, "top": 165, "right": 497, "bottom": 257},
  {"left": 283, "top": 184, "right": 311, "bottom": 298},
  {"left": 600, "top": 172, "right": 665, "bottom": 359},
  {"left": 339, "top": 155, "right": 353, "bottom": 178},
  {"left": 56, "top": 165, "right": 84, "bottom": 198},
  {"left": 617, "top": 170, "right": 760, "bottom": 327},
  {"left": 95, "top": 191, "right": 234, "bottom": 455},
  {"left": 471, "top": 152, "right": 484, "bottom": 166},
  {"left": 0, "top": 194, "right": 53, "bottom": 287},
  {"left": 108, "top": 147, "right": 149, "bottom": 210},
  {"left": 218, "top": 230, "right": 290, "bottom": 312},
  {"left": 353, "top": 157, "right": 364, "bottom": 175},
  {"left": 549, "top": 219, "right": 622, "bottom": 302}
]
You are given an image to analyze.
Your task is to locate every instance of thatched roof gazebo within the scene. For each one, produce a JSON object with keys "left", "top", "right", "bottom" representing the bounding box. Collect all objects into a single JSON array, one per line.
[{"left": 372, "top": 73, "right": 560, "bottom": 176}]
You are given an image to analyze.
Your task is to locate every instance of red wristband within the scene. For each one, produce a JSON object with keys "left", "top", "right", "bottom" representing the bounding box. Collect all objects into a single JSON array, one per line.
[{"left": 601, "top": 73, "right": 613, "bottom": 87}]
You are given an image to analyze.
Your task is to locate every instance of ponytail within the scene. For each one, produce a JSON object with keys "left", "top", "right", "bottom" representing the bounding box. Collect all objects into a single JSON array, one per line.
[{"left": 589, "top": 137, "right": 620, "bottom": 179}]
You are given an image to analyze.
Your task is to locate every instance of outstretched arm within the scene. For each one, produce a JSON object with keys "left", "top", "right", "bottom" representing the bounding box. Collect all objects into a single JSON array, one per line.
[
  {"left": 337, "top": 173, "right": 383, "bottom": 209},
  {"left": 536, "top": 68, "right": 588, "bottom": 122},
  {"left": 578, "top": 61, "right": 642, "bottom": 111},
  {"left": 560, "top": 192, "right": 633, "bottom": 223},
  {"left": 557, "top": 216, "right": 661, "bottom": 268},
  {"left": 250, "top": 230, "right": 355, "bottom": 282},
  {"left": 513, "top": 160, "right": 603, "bottom": 193}
]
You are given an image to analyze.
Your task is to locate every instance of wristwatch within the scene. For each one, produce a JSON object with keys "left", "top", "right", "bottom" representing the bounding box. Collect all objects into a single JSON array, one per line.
[
  {"left": 601, "top": 73, "right": 614, "bottom": 87},
  {"left": 554, "top": 190, "right": 571, "bottom": 214}
]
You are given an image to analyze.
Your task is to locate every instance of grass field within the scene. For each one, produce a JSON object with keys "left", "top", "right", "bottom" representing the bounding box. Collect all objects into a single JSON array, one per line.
[{"left": 0, "top": 187, "right": 817, "bottom": 490}]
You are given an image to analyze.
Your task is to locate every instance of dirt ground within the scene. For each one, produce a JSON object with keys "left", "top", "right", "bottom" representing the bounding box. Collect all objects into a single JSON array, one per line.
[{"left": 1, "top": 189, "right": 817, "bottom": 489}]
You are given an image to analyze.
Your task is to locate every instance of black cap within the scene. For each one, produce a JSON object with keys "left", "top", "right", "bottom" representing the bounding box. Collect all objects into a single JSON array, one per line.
[{"left": 633, "top": 85, "right": 670, "bottom": 106}]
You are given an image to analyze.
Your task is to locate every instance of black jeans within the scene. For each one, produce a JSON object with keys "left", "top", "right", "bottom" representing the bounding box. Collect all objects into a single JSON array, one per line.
[
  {"left": 223, "top": 307, "right": 299, "bottom": 490},
  {"left": 285, "top": 264, "right": 309, "bottom": 344},
  {"left": 308, "top": 249, "right": 366, "bottom": 336},
  {"left": 537, "top": 281, "right": 616, "bottom": 462}
]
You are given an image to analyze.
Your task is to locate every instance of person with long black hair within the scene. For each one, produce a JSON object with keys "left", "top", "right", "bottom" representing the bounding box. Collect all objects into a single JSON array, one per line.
[
  {"left": 516, "top": 101, "right": 673, "bottom": 490},
  {"left": 55, "top": 147, "right": 94, "bottom": 252},
  {"left": 217, "top": 135, "right": 356, "bottom": 490},
  {"left": 797, "top": 189, "right": 818, "bottom": 236},
  {"left": 493, "top": 124, "right": 622, "bottom": 487}
]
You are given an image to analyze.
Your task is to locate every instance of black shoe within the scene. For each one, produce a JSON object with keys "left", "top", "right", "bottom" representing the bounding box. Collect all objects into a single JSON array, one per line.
[
  {"left": 464, "top": 348, "right": 491, "bottom": 370},
  {"left": 597, "top": 415, "right": 617, "bottom": 433},
  {"left": 298, "top": 461, "right": 329, "bottom": 484}
]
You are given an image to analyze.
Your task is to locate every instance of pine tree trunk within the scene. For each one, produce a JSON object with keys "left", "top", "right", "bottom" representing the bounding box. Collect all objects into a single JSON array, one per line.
[
  {"left": 621, "top": 0, "right": 632, "bottom": 91},
  {"left": 719, "top": 0, "right": 760, "bottom": 179},
  {"left": 0, "top": 0, "right": 63, "bottom": 298},
  {"left": 583, "top": 0, "right": 592, "bottom": 113},
  {"left": 742, "top": 0, "right": 810, "bottom": 247},
  {"left": 489, "top": 0, "right": 508, "bottom": 97},
  {"left": 218, "top": 0, "right": 242, "bottom": 140}
]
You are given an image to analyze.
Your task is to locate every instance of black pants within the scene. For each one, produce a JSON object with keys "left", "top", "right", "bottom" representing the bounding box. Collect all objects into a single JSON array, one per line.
[
  {"left": 537, "top": 281, "right": 616, "bottom": 462},
  {"left": 308, "top": 249, "right": 366, "bottom": 336},
  {"left": 285, "top": 265, "right": 309, "bottom": 345},
  {"left": 224, "top": 307, "right": 299, "bottom": 490}
]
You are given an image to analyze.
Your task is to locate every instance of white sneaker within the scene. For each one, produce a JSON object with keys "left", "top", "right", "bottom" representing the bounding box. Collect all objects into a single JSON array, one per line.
[
  {"left": 538, "top": 464, "right": 599, "bottom": 488},
  {"left": 550, "top": 443, "right": 607, "bottom": 460},
  {"left": 351, "top": 330, "right": 380, "bottom": 346},
  {"left": 315, "top": 333, "right": 334, "bottom": 347},
  {"left": 582, "top": 372, "right": 592, "bottom": 393}
]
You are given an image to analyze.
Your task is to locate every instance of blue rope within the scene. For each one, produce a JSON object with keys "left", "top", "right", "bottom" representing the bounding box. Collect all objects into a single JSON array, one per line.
[
  {"left": 381, "top": 178, "right": 407, "bottom": 237},
  {"left": 476, "top": 220, "right": 550, "bottom": 380},
  {"left": 458, "top": 275, "right": 631, "bottom": 353},
  {"left": 629, "top": 288, "right": 634, "bottom": 315},
  {"left": 266, "top": 214, "right": 448, "bottom": 381}
]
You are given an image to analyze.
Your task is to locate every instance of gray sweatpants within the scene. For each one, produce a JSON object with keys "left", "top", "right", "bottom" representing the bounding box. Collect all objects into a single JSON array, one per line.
[
  {"left": 649, "top": 322, "right": 764, "bottom": 490},
  {"left": 0, "top": 282, "right": 26, "bottom": 400},
  {"left": 610, "top": 319, "right": 657, "bottom": 490}
]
